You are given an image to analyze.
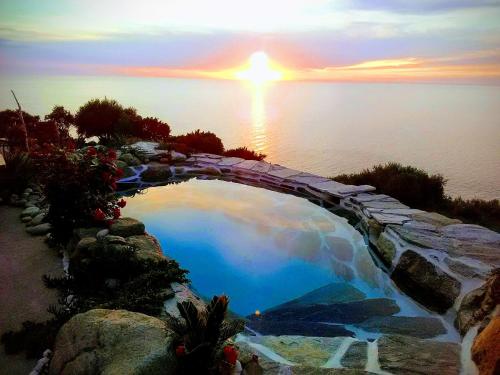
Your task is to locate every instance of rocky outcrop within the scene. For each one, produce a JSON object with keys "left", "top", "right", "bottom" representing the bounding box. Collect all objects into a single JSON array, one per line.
[
  {"left": 456, "top": 269, "right": 500, "bottom": 335},
  {"left": 472, "top": 316, "right": 500, "bottom": 375},
  {"left": 340, "top": 341, "right": 367, "bottom": 369},
  {"left": 126, "top": 234, "right": 164, "bottom": 262},
  {"left": 377, "top": 335, "right": 460, "bottom": 375},
  {"left": 49, "top": 309, "right": 177, "bottom": 375},
  {"left": 140, "top": 165, "right": 172, "bottom": 182},
  {"left": 119, "top": 152, "right": 142, "bottom": 166},
  {"left": 391, "top": 250, "right": 461, "bottom": 313},
  {"left": 109, "top": 217, "right": 145, "bottom": 237}
]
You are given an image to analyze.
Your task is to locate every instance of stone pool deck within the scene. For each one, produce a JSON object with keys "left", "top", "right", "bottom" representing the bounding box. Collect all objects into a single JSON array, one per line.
[{"left": 121, "top": 143, "right": 500, "bottom": 322}]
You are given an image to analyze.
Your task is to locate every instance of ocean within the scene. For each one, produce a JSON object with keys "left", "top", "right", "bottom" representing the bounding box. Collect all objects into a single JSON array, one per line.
[{"left": 1, "top": 75, "right": 499, "bottom": 200}]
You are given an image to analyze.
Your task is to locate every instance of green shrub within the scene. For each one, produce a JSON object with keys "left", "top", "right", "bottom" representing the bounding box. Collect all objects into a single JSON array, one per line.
[
  {"left": 172, "top": 130, "right": 224, "bottom": 155},
  {"left": 333, "top": 163, "right": 446, "bottom": 208},
  {"left": 332, "top": 162, "right": 500, "bottom": 231},
  {"left": 223, "top": 147, "right": 266, "bottom": 161}
]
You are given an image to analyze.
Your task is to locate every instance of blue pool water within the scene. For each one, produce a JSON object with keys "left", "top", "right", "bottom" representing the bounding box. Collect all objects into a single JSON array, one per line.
[{"left": 123, "top": 178, "right": 432, "bottom": 318}]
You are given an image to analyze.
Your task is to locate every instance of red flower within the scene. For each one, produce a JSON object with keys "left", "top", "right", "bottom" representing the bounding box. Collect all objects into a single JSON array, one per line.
[
  {"left": 107, "top": 149, "right": 117, "bottom": 160},
  {"left": 175, "top": 345, "right": 186, "bottom": 357},
  {"left": 93, "top": 208, "right": 105, "bottom": 221},
  {"left": 111, "top": 181, "right": 117, "bottom": 191},
  {"left": 113, "top": 207, "right": 121, "bottom": 219},
  {"left": 87, "top": 147, "right": 97, "bottom": 157},
  {"left": 223, "top": 345, "right": 238, "bottom": 365},
  {"left": 115, "top": 168, "right": 124, "bottom": 178},
  {"left": 117, "top": 199, "right": 127, "bottom": 208}
]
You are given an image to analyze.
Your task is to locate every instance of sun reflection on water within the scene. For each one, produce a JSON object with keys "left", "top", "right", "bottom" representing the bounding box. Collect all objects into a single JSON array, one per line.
[{"left": 250, "top": 83, "right": 267, "bottom": 153}]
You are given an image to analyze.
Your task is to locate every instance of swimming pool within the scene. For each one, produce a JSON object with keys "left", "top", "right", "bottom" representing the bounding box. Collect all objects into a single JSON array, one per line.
[{"left": 122, "top": 178, "right": 456, "bottom": 343}]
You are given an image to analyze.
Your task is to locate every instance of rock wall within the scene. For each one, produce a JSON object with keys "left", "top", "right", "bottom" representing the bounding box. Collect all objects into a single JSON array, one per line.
[{"left": 120, "top": 142, "right": 500, "bottom": 320}]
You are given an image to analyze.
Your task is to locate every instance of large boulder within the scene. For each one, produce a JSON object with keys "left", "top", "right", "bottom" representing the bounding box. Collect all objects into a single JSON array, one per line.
[
  {"left": 456, "top": 269, "right": 500, "bottom": 335},
  {"left": 140, "top": 166, "right": 172, "bottom": 182},
  {"left": 472, "top": 316, "right": 500, "bottom": 375},
  {"left": 391, "top": 250, "right": 460, "bottom": 313},
  {"left": 26, "top": 222, "right": 52, "bottom": 236},
  {"left": 376, "top": 232, "right": 397, "bottom": 265},
  {"left": 126, "top": 234, "right": 164, "bottom": 262},
  {"left": 119, "top": 153, "right": 142, "bottom": 167},
  {"left": 49, "top": 309, "right": 177, "bottom": 375},
  {"left": 21, "top": 206, "right": 40, "bottom": 217},
  {"left": 377, "top": 335, "right": 460, "bottom": 375},
  {"left": 109, "top": 218, "right": 145, "bottom": 237}
]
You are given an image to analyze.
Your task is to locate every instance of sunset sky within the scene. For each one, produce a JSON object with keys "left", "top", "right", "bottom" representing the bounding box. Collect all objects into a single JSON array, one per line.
[{"left": 1, "top": 0, "right": 500, "bottom": 83}]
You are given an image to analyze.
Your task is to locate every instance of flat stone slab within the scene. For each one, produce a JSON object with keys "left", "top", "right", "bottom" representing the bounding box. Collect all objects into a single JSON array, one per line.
[
  {"left": 355, "top": 316, "right": 446, "bottom": 339},
  {"left": 249, "top": 298, "right": 400, "bottom": 324},
  {"left": 337, "top": 185, "right": 376, "bottom": 195},
  {"left": 251, "top": 161, "right": 272, "bottom": 173},
  {"left": 233, "top": 159, "right": 260, "bottom": 170},
  {"left": 378, "top": 335, "right": 460, "bottom": 375},
  {"left": 267, "top": 167, "right": 302, "bottom": 179},
  {"left": 350, "top": 194, "right": 396, "bottom": 203},
  {"left": 341, "top": 341, "right": 367, "bottom": 369},
  {"left": 246, "top": 320, "right": 354, "bottom": 338},
  {"left": 359, "top": 201, "right": 409, "bottom": 210},
  {"left": 286, "top": 173, "right": 330, "bottom": 185},
  {"left": 195, "top": 157, "right": 220, "bottom": 164},
  {"left": 371, "top": 213, "right": 412, "bottom": 225},
  {"left": 217, "top": 157, "right": 245, "bottom": 166}
]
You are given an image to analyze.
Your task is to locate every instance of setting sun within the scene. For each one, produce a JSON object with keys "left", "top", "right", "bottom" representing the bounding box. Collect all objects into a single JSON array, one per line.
[{"left": 235, "top": 51, "right": 283, "bottom": 83}]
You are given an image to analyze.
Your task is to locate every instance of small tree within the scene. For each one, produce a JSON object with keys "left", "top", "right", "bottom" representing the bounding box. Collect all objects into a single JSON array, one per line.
[
  {"left": 75, "top": 99, "right": 134, "bottom": 141},
  {"left": 173, "top": 130, "right": 224, "bottom": 155},
  {"left": 45, "top": 105, "right": 75, "bottom": 140}
]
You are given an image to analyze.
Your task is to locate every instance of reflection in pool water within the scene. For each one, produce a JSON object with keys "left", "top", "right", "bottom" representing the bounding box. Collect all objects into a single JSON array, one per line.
[{"left": 123, "top": 179, "right": 436, "bottom": 321}]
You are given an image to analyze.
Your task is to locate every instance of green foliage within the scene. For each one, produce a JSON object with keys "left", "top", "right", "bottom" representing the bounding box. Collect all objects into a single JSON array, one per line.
[
  {"left": 223, "top": 147, "right": 266, "bottom": 161},
  {"left": 332, "top": 162, "right": 500, "bottom": 231},
  {"left": 75, "top": 98, "right": 136, "bottom": 140},
  {"left": 34, "top": 146, "right": 123, "bottom": 244},
  {"left": 172, "top": 130, "right": 224, "bottom": 155},
  {"left": 167, "top": 296, "right": 244, "bottom": 374},
  {"left": 333, "top": 163, "right": 446, "bottom": 208},
  {"left": 0, "top": 152, "right": 35, "bottom": 195}
]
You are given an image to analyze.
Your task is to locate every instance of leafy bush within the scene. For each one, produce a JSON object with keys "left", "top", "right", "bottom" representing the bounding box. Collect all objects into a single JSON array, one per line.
[
  {"left": 33, "top": 146, "right": 124, "bottom": 244},
  {"left": 168, "top": 296, "right": 244, "bottom": 374},
  {"left": 172, "top": 130, "right": 224, "bottom": 155},
  {"left": 333, "top": 163, "right": 446, "bottom": 208},
  {"left": 223, "top": 147, "right": 266, "bottom": 161},
  {"left": 0, "top": 152, "right": 35, "bottom": 195},
  {"left": 138, "top": 117, "right": 170, "bottom": 141},
  {"left": 332, "top": 162, "right": 500, "bottom": 231}
]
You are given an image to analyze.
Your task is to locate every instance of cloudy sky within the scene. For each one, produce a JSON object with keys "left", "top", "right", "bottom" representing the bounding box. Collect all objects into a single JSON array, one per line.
[{"left": 1, "top": 0, "right": 499, "bottom": 83}]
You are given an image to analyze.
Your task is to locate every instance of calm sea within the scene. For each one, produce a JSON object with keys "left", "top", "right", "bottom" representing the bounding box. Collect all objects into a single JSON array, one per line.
[{"left": 1, "top": 75, "right": 499, "bottom": 200}]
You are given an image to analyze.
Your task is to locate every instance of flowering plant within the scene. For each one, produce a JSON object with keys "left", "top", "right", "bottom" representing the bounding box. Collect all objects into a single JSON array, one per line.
[{"left": 34, "top": 145, "right": 125, "bottom": 244}]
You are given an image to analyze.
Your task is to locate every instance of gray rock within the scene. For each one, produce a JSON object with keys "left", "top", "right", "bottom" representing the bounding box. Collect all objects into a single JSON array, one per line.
[
  {"left": 26, "top": 223, "right": 52, "bottom": 236},
  {"left": 444, "top": 257, "right": 487, "bottom": 279},
  {"left": 250, "top": 298, "right": 400, "bottom": 324},
  {"left": 31, "top": 213, "right": 46, "bottom": 226},
  {"left": 391, "top": 250, "right": 461, "bottom": 313},
  {"left": 75, "top": 237, "right": 97, "bottom": 253},
  {"left": 21, "top": 206, "right": 40, "bottom": 217},
  {"left": 140, "top": 166, "right": 172, "bottom": 182},
  {"left": 355, "top": 316, "right": 446, "bottom": 338},
  {"left": 341, "top": 341, "right": 367, "bottom": 369},
  {"left": 109, "top": 217, "right": 145, "bottom": 237},
  {"left": 246, "top": 320, "right": 354, "bottom": 337},
  {"left": 376, "top": 232, "right": 397, "bottom": 265},
  {"left": 21, "top": 216, "right": 32, "bottom": 223},
  {"left": 73, "top": 227, "right": 101, "bottom": 241},
  {"left": 170, "top": 150, "right": 187, "bottom": 162},
  {"left": 119, "top": 153, "right": 142, "bottom": 166},
  {"left": 103, "top": 235, "right": 128, "bottom": 245},
  {"left": 49, "top": 309, "right": 177, "bottom": 375},
  {"left": 104, "top": 278, "right": 120, "bottom": 289},
  {"left": 268, "top": 283, "right": 366, "bottom": 311},
  {"left": 96, "top": 229, "right": 109, "bottom": 239},
  {"left": 126, "top": 234, "right": 164, "bottom": 262},
  {"left": 378, "top": 335, "right": 460, "bottom": 375}
]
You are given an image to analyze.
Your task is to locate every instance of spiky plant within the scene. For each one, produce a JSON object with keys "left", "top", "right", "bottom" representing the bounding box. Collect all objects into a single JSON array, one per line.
[{"left": 168, "top": 295, "right": 244, "bottom": 374}]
